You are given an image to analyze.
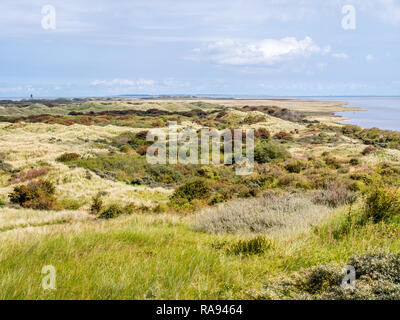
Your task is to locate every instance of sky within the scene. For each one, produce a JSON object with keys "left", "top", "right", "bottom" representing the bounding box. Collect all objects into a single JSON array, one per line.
[{"left": 1, "top": 0, "right": 400, "bottom": 97}]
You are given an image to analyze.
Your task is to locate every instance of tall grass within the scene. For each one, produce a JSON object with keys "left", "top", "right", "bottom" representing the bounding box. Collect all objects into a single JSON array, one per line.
[{"left": 193, "top": 192, "right": 334, "bottom": 235}]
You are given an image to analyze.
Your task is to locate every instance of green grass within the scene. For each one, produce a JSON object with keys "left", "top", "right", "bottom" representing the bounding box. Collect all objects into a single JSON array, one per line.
[{"left": 1, "top": 208, "right": 400, "bottom": 300}]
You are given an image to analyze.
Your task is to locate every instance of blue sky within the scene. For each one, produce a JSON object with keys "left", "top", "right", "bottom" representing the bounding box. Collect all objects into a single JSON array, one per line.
[{"left": 1, "top": 0, "right": 400, "bottom": 97}]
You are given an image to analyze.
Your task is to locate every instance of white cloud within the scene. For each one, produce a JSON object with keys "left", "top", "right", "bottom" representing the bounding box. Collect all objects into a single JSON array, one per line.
[
  {"left": 332, "top": 53, "right": 349, "bottom": 59},
  {"left": 0, "top": 85, "right": 36, "bottom": 94},
  {"left": 366, "top": 54, "right": 375, "bottom": 61},
  {"left": 135, "top": 78, "right": 156, "bottom": 88},
  {"left": 195, "top": 37, "right": 326, "bottom": 66},
  {"left": 90, "top": 78, "right": 155, "bottom": 87},
  {"left": 377, "top": 0, "right": 400, "bottom": 24},
  {"left": 162, "top": 77, "right": 190, "bottom": 88}
]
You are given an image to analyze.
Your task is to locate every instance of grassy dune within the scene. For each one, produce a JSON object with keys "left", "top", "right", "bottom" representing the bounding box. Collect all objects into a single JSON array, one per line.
[
  {"left": 1, "top": 98, "right": 400, "bottom": 299},
  {"left": 1, "top": 204, "right": 399, "bottom": 299}
]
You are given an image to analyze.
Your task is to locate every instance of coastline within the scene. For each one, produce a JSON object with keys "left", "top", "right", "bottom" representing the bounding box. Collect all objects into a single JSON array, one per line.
[{"left": 1, "top": 95, "right": 394, "bottom": 131}]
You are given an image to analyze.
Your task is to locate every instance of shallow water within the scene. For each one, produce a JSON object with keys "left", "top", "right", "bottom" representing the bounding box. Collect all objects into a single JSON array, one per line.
[{"left": 312, "top": 97, "right": 400, "bottom": 132}]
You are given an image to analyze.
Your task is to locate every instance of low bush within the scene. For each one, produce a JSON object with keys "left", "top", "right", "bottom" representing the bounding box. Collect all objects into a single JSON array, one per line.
[
  {"left": 147, "top": 164, "right": 184, "bottom": 184},
  {"left": 193, "top": 193, "right": 331, "bottom": 235},
  {"left": 362, "top": 146, "right": 376, "bottom": 156},
  {"left": 364, "top": 186, "right": 400, "bottom": 223},
  {"left": 56, "top": 153, "right": 80, "bottom": 162},
  {"left": 136, "top": 145, "right": 148, "bottom": 156},
  {"left": 90, "top": 194, "right": 103, "bottom": 215},
  {"left": 349, "top": 158, "right": 360, "bottom": 166},
  {"left": 273, "top": 131, "right": 293, "bottom": 141},
  {"left": 170, "top": 179, "right": 211, "bottom": 203},
  {"left": 285, "top": 160, "right": 306, "bottom": 173},
  {"left": 197, "top": 166, "right": 215, "bottom": 179},
  {"left": 251, "top": 251, "right": 400, "bottom": 300},
  {"left": 8, "top": 180, "right": 58, "bottom": 210},
  {"left": 254, "top": 141, "right": 290, "bottom": 164},
  {"left": 59, "top": 199, "right": 82, "bottom": 210},
  {"left": 99, "top": 204, "right": 124, "bottom": 219},
  {"left": 254, "top": 128, "right": 271, "bottom": 140},
  {"left": 323, "top": 156, "right": 342, "bottom": 169},
  {"left": 312, "top": 182, "right": 357, "bottom": 208},
  {"left": 98, "top": 202, "right": 137, "bottom": 219}
]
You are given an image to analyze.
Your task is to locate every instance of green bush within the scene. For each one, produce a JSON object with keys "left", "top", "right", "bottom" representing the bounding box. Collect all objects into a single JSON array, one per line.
[
  {"left": 147, "top": 164, "right": 184, "bottom": 184},
  {"left": 71, "top": 154, "right": 148, "bottom": 182},
  {"left": 323, "top": 156, "right": 341, "bottom": 169},
  {"left": 170, "top": 179, "right": 211, "bottom": 203},
  {"left": 252, "top": 251, "right": 400, "bottom": 300},
  {"left": 349, "top": 158, "right": 360, "bottom": 166},
  {"left": 56, "top": 153, "right": 80, "bottom": 162},
  {"left": 99, "top": 204, "right": 124, "bottom": 219},
  {"left": 8, "top": 180, "right": 58, "bottom": 210},
  {"left": 197, "top": 166, "right": 215, "bottom": 179},
  {"left": 90, "top": 194, "right": 103, "bottom": 215},
  {"left": 285, "top": 160, "right": 306, "bottom": 173},
  {"left": 364, "top": 186, "right": 400, "bottom": 223},
  {"left": 59, "top": 199, "right": 82, "bottom": 210},
  {"left": 254, "top": 141, "right": 290, "bottom": 164}
]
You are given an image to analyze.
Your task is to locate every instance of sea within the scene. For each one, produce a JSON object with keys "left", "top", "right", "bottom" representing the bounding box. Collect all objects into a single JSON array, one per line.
[
  {"left": 306, "top": 96, "right": 400, "bottom": 132},
  {"left": 2, "top": 95, "right": 400, "bottom": 132}
]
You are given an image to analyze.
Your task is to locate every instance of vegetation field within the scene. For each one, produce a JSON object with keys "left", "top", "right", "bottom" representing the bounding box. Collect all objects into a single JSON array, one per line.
[{"left": 1, "top": 97, "right": 400, "bottom": 300}]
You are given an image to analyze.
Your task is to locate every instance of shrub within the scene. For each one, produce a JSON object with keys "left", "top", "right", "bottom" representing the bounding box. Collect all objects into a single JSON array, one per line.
[
  {"left": 254, "top": 141, "right": 290, "bottom": 164},
  {"left": 90, "top": 194, "right": 103, "bottom": 215},
  {"left": 193, "top": 193, "right": 331, "bottom": 235},
  {"left": 59, "top": 199, "right": 82, "bottom": 210},
  {"left": 251, "top": 251, "right": 400, "bottom": 300},
  {"left": 323, "top": 156, "right": 341, "bottom": 169},
  {"left": 197, "top": 166, "right": 215, "bottom": 179},
  {"left": 56, "top": 153, "right": 80, "bottom": 162},
  {"left": 312, "top": 182, "right": 357, "bottom": 208},
  {"left": 362, "top": 146, "right": 376, "bottom": 156},
  {"left": 170, "top": 179, "right": 211, "bottom": 203},
  {"left": 136, "top": 145, "right": 148, "bottom": 156},
  {"left": 8, "top": 180, "right": 58, "bottom": 210},
  {"left": 254, "top": 128, "right": 271, "bottom": 140},
  {"left": 364, "top": 186, "right": 400, "bottom": 223},
  {"left": 349, "top": 158, "right": 360, "bottom": 166},
  {"left": 273, "top": 131, "right": 293, "bottom": 141},
  {"left": 285, "top": 160, "right": 306, "bottom": 173},
  {"left": 147, "top": 164, "right": 184, "bottom": 184},
  {"left": 99, "top": 204, "right": 124, "bottom": 219}
]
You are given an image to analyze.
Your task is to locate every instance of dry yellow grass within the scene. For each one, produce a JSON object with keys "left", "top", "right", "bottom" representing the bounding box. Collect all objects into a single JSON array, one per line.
[
  {"left": 0, "top": 122, "right": 172, "bottom": 206},
  {"left": 146, "top": 98, "right": 358, "bottom": 113}
]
